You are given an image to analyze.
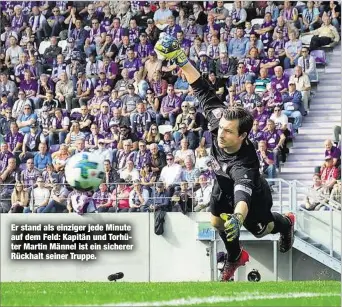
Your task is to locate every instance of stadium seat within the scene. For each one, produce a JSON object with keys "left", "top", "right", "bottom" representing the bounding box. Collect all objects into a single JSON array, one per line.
[
  {"left": 58, "top": 40, "right": 67, "bottom": 51},
  {"left": 49, "top": 144, "right": 60, "bottom": 154},
  {"left": 38, "top": 40, "right": 51, "bottom": 55},
  {"left": 251, "top": 18, "right": 264, "bottom": 29},
  {"left": 299, "top": 34, "right": 313, "bottom": 47},
  {"left": 310, "top": 50, "right": 327, "bottom": 65},
  {"left": 224, "top": 3, "right": 234, "bottom": 13},
  {"left": 283, "top": 68, "right": 294, "bottom": 79},
  {"left": 158, "top": 124, "right": 173, "bottom": 135}
]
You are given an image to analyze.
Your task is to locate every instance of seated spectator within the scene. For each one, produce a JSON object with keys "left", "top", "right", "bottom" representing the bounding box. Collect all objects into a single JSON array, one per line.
[
  {"left": 41, "top": 164, "right": 58, "bottom": 187},
  {"left": 270, "top": 29, "right": 286, "bottom": 65},
  {"left": 93, "top": 139, "right": 113, "bottom": 164},
  {"left": 25, "top": 176, "right": 50, "bottom": 213},
  {"left": 231, "top": 1, "right": 248, "bottom": 27},
  {"left": 134, "top": 140, "right": 151, "bottom": 171},
  {"left": 149, "top": 70, "right": 167, "bottom": 101},
  {"left": 174, "top": 138, "right": 196, "bottom": 165},
  {"left": 261, "top": 47, "right": 281, "bottom": 78},
  {"left": 55, "top": 71, "right": 74, "bottom": 111},
  {"left": 270, "top": 107, "right": 289, "bottom": 134},
  {"left": 159, "top": 131, "right": 176, "bottom": 154},
  {"left": 10, "top": 182, "right": 29, "bottom": 213},
  {"left": 203, "top": 14, "right": 220, "bottom": 44},
  {"left": 255, "top": 12, "right": 275, "bottom": 52},
  {"left": 240, "top": 81, "right": 261, "bottom": 113},
  {"left": 206, "top": 35, "right": 220, "bottom": 61},
  {"left": 143, "top": 124, "right": 161, "bottom": 147},
  {"left": 131, "top": 103, "right": 152, "bottom": 139},
  {"left": 12, "top": 90, "right": 32, "bottom": 119},
  {"left": 231, "top": 63, "right": 249, "bottom": 96},
  {"left": 281, "top": 82, "right": 303, "bottom": 132},
  {"left": 208, "top": 72, "right": 225, "bottom": 100},
  {"left": 41, "top": 180, "right": 69, "bottom": 213},
  {"left": 5, "top": 122, "right": 24, "bottom": 155},
  {"left": 324, "top": 139, "right": 341, "bottom": 168},
  {"left": 245, "top": 33, "right": 264, "bottom": 57},
  {"left": 189, "top": 36, "right": 206, "bottom": 64},
  {"left": 256, "top": 140, "right": 277, "bottom": 188},
  {"left": 140, "top": 163, "right": 157, "bottom": 192},
  {"left": 65, "top": 122, "right": 86, "bottom": 150},
  {"left": 49, "top": 108, "right": 69, "bottom": 146},
  {"left": 92, "top": 183, "right": 111, "bottom": 213},
  {"left": 148, "top": 182, "right": 170, "bottom": 211},
  {"left": 320, "top": 156, "right": 340, "bottom": 192},
  {"left": 17, "top": 102, "right": 37, "bottom": 135},
  {"left": 174, "top": 70, "right": 190, "bottom": 100},
  {"left": 249, "top": 120, "right": 264, "bottom": 149},
  {"left": 304, "top": 14, "right": 340, "bottom": 50},
  {"left": 253, "top": 102, "right": 270, "bottom": 131},
  {"left": 329, "top": 180, "right": 341, "bottom": 210},
  {"left": 106, "top": 179, "right": 132, "bottom": 213},
  {"left": 289, "top": 65, "right": 311, "bottom": 114},
  {"left": 196, "top": 52, "right": 214, "bottom": 79},
  {"left": 228, "top": 27, "right": 248, "bottom": 59},
  {"left": 120, "top": 160, "right": 139, "bottom": 183},
  {"left": 156, "top": 84, "right": 181, "bottom": 127},
  {"left": 254, "top": 68, "right": 271, "bottom": 95},
  {"left": 159, "top": 153, "right": 182, "bottom": 189},
  {"left": 284, "top": 30, "right": 302, "bottom": 69},
  {"left": 52, "top": 144, "right": 70, "bottom": 172},
  {"left": 193, "top": 174, "right": 212, "bottom": 212},
  {"left": 129, "top": 180, "right": 150, "bottom": 212},
  {"left": 301, "top": 174, "right": 329, "bottom": 211},
  {"left": 262, "top": 83, "right": 283, "bottom": 111},
  {"left": 149, "top": 143, "right": 166, "bottom": 178},
  {"left": 170, "top": 182, "right": 193, "bottom": 213},
  {"left": 300, "top": 1, "right": 320, "bottom": 32},
  {"left": 263, "top": 119, "right": 287, "bottom": 165},
  {"left": 215, "top": 52, "right": 238, "bottom": 82},
  {"left": 0, "top": 143, "right": 14, "bottom": 174},
  {"left": 121, "top": 84, "right": 142, "bottom": 122},
  {"left": 19, "top": 123, "right": 41, "bottom": 162},
  {"left": 297, "top": 47, "right": 317, "bottom": 82},
  {"left": 85, "top": 123, "right": 105, "bottom": 151},
  {"left": 181, "top": 156, "right": 201, "bottom": 187}
]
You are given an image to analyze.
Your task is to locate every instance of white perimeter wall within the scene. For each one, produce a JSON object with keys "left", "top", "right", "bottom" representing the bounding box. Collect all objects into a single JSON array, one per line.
[{"left": 0, "top": 213, "right": 340, "bottom": 282}]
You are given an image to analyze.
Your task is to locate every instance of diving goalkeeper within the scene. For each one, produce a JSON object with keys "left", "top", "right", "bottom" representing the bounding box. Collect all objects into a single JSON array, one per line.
[{"left": 155, "top": 34, "right": 295, "bottom": 281}]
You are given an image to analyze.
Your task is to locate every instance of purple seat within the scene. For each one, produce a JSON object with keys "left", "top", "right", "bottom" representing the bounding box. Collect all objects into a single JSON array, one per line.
[
  {"left": 310, "top": 50, "right": 326, "bottom": 65},
  {"left": 283, "top": 68, "right": 294, "bottom": 79},
  {"left": 19, "top": 163, "right": 27, "bottom": 171},
  {"left": 49, "top": 144, "right": 60, "bottom": 154}
]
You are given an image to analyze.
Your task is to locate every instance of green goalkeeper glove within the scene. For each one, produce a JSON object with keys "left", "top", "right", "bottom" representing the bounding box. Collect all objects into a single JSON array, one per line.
[{"left": 154, "top": 34, "right": 189, "bottom": 67}]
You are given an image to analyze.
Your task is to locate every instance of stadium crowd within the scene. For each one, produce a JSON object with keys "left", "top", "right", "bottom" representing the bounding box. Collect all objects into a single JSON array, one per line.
[{"left": 0, "top": 0, "right": 340, "bottom": 214}]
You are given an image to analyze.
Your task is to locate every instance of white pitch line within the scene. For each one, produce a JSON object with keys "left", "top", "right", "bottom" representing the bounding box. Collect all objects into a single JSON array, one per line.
[{"left": 99, "top": 292, "right": 339, "bottom": 307}]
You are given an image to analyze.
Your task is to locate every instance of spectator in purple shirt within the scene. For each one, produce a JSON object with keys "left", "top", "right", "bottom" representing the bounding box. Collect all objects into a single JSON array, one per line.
[
  {"left": 134, "top": 140, "right": 151, "bottom": 170},
  {"left": 257, "top": 140, "right": 277, "bottom": 188},
  {"left": 271, "top": 66, "right": 289, "bottom": 94},
  {"left": 20, "top": 70, "right": 39, "bottom": 109},
  {"left": 165, "top": 15, "right": 182, "bottom": 38},
  {"left": 156, "top": 84, "right": 181, "bottom": 126},
  {"left": 92, "top": 183, "right": 111, "bottom": 212},
  {"left": 0, "top": 143, "right": 14, "bottom": 174},
  {"left": 123, "top": 48, "right": 143, "bottom": 79},
  {"left": 176, "top": 31, "right": 191, "bottom": 57},
  {"left": 249, "top": 120, "right": 264, "bottom": 149},
  {"left": 260, "top": 47, "right": 280, "bottom": 78},
  {"left": 5, "top": 122, "right": 24, "bottom": 154},
  {"left": 324, "top": 139, "right": 341, "bottom": 168},
  {"left": 134, "top": 33, "right": 153, "bottom": 64},
  {"left": 253, "top": 101, "right": 271, "bottom": 131}
]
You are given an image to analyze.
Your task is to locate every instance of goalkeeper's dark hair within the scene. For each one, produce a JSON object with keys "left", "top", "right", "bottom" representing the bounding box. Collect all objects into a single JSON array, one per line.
[{"left": 222, "top": 107, "right": 253, "bottom": 138}]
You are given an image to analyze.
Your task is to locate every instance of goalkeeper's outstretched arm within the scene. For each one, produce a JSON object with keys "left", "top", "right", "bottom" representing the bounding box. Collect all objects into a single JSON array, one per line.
[{"left": 154, "top": 34, "right": 227, "bottom": 131}]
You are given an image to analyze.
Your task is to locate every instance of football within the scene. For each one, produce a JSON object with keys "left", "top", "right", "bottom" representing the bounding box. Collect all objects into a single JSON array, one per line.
[{"left": 65, "top": 152, "right": 105, "bottom": 191}]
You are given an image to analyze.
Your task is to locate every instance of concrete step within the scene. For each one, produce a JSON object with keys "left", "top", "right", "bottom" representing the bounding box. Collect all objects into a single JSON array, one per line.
[
  {"left": 283, "top": 161, "right": 319, "bottom": 167},
  {"left": 318, "top": 73, "right": 341, "bottom": 80},
  {"left": 311, "top": 94, "right": 341, "bottom": 101},
  {"left": 316, "top": 85, "right": 340, "bottom": 91},
  {"left": 289, "top": 148, "right": 324, "bottom": 153},
  {"left": 280, "top": 166, "right": 314, "bottom": 173},
  {"left": 300, "top": 122, "right": 339, "bottom": 128},
  {"left": 279, "top": 172, "right": 314, "bottom": 180},
  {"left": 286, "top": 155, "right": 323, "bottom": 162},
  {"left": 304, "top": 115, "right": 340, "bottom": 122},
  {"left": 298, "top": 127, "right": 333, "bottom": 134},
  {"left": 325, "top": 67, "right": 341, "bottom": 73},
  {"left": 292, "top": 141, "right": 327, "bottom": 147},
  {"left": 295, "top": 135, "right": 331, "bottom": 142},
  {"left": 307, "top": 109, "right": 341, "bottom": 115},
  {"left": 310, "top": 104, "right": 341, "bottom": 111}
]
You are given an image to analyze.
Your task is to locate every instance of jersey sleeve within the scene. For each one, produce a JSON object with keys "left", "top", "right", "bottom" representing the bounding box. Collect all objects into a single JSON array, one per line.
[
  {"left": 190, "top": 77, "right": 226, "bottom": 132},
  {"left": 230, "top": 165, "right": 259, "bottom": 209}
]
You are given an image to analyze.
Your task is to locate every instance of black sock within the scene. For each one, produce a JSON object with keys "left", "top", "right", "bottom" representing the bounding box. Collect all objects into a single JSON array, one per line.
[
  {"left": 271, "top": 212, "right": 291, "bottom": 234},
  {"left": 218, "top": 231, "right": 241, "bottom": 262}
]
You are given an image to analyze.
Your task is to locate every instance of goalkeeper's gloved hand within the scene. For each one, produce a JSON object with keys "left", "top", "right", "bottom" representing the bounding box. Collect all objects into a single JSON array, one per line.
[
  {"left": 220, "top": 213, "right": 244, "bottom": 242},
  {"left": 154, "top": 34, "right": 189, "bottom": 67}
]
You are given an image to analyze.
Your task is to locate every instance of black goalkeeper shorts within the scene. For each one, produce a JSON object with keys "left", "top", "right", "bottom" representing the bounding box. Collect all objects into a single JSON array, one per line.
[{"left": 209, "top": 179, "right": 274, "bottom": 234}]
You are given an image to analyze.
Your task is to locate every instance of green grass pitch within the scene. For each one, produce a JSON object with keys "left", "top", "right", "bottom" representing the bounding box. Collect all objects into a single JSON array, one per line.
[{"left": 1, "top": 281, "right": 341, "bottom": 306}]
